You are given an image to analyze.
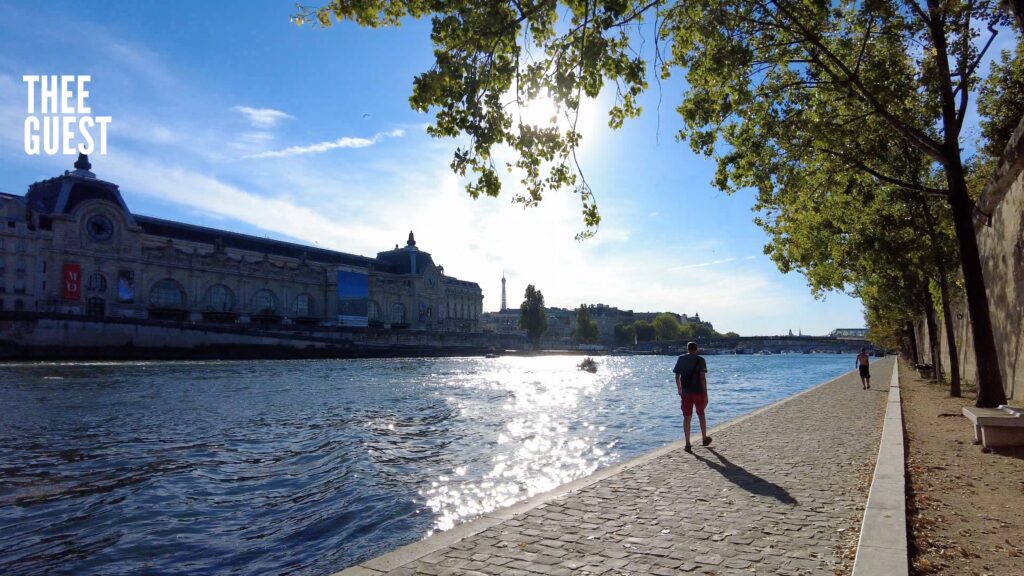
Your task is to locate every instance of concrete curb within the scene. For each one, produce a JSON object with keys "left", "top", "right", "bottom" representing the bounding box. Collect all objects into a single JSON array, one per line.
[
  {"left": 331, "top": 363, "right": 885, "bottom": 576},
  {"left": 852, "top": 359, "right": 908, "bottom": 576}
]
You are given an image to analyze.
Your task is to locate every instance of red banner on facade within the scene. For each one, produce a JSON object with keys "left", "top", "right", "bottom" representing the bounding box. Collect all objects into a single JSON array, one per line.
[{"left": 63, "top": 263, "right": 82, "bottom": 300}]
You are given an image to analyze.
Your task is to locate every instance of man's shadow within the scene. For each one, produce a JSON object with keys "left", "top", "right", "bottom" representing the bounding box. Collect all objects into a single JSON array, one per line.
[{"left": 691, "top": 448, "right": 798, "bottom": 505}]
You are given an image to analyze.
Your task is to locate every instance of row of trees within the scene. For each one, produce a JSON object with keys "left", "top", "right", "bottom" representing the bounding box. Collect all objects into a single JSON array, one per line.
[
  {"left": 613, "top": 314, "right": 732, "bottom": 345},
  {"left": 519, "top": 290, "right": 730, "bottom": 347},
  {"left": 301, "top": 0, "right": 1024, "bottom": 406}
]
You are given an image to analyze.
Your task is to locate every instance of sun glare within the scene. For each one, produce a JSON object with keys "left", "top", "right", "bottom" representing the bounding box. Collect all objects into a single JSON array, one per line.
[
  {"left": 515, "top": 93, "right": 563, "bottom": 128},
  {"left": 510, "top": 91, "right": 604, "bottom": 153}
]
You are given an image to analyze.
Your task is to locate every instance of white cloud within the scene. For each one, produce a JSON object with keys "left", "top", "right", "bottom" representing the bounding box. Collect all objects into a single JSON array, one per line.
[
  {"left": 229, "top": 131, "right": 277, "bottom": 154},
  {"left": 103, "top": 41, "right": 179, "bottom": 92},
  {"left": 667, "top": 257, "right": 738, "bottom": 271},
  {"left": 233, "top": 106, "right": 294, "bottom": 128},
  {"left": 239, "top": 131, "right": 274, "bottom": 143},
  {"left": 112, "top": 114, "right": 183, "bottom": 147},
  {"left": 102, "top": 153, "right": 390, "bottom": 256},
  {"left": 243, "top": 128, "right": 405, "bottom": 159}
]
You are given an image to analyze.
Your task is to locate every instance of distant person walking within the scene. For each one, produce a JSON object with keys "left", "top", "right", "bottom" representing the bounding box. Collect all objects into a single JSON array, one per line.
[
  {"left": 857, "top": 348, "right": 871, "bottom": 390},
  {"left": 673, "top": 341, "right": 711, "bottom": 453}
]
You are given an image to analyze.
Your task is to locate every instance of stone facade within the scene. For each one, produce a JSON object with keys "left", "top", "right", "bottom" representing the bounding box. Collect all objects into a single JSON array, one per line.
[{"left": 0, "top": 156, "right": 483, "bottom": 331}]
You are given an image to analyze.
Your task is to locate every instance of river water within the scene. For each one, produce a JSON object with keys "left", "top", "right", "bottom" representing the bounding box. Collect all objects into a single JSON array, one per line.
[{"left": 0, "top": 354, "right": 856, "bottom": 575}]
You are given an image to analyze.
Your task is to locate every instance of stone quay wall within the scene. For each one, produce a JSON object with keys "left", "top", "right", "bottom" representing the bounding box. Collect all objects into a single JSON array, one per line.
[
  {"left": 914, "top": 116, "right": 1024, "bottom": 403},
  {"left": 0, "top": 312, "right": 525, "bottom": 360}
]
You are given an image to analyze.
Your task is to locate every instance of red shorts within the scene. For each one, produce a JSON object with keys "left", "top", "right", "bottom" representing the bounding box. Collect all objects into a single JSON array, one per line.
[{"left": 681, "top": 393, "right": 708, "bottom": 417}]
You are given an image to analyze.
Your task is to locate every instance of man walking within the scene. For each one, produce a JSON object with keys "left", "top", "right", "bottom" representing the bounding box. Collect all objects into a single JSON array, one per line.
[
  {"left": 857, "top": 348, "right": 871, "bottom": 390},
  {"left": 673, "top": 341, "right": 711, "bottom": 453}
]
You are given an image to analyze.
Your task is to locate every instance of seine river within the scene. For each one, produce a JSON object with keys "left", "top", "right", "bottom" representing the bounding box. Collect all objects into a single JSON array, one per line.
[{"left": 0, "top": 354, "right": 855, "bottom": 575}]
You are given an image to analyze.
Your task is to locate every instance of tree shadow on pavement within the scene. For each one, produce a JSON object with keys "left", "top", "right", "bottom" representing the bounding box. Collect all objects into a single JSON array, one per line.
[{"left": 692, "top": 448, "right": 799, "bottom": 505}]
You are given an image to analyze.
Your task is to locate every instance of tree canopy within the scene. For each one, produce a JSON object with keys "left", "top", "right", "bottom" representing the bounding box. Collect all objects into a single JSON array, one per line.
[
  {"left": 298, "top": 0, "right": 1012, "bottom": 229},
  {"left": 977, "top": 42, "right": 1024, "bottom": 160},
  {"left": 519, "top": 284, "right": 548, "bottom": 348},
  {"left": 651, "top": 313, "right": 682, "bottom": 341},
  {"left": 574, "top": 304, "right": 601, "bottom": 343},
  {"left": 613, "top": 322, "right": 635, "bottom": 345},
  {"left": 633, "top": 319, "right": 656, "bottom": 342}
]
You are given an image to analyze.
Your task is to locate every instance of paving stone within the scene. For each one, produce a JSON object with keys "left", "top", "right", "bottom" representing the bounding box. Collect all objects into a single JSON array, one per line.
[{"left": 694, "top": 553, "right": 724, "bottom": 565}]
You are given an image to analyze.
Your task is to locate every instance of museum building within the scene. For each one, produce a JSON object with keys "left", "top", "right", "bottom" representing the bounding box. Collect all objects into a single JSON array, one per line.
[{"left": 0, "top": 155, "right": 483, "bottom": 331}]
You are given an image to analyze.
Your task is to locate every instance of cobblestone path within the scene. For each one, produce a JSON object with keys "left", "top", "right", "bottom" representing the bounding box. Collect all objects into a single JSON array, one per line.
[{"left": 338, "top": 358, "right": 892, "bottom": 576}]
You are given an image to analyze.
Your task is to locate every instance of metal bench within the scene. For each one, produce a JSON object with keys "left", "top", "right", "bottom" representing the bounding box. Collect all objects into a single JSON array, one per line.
[{"left": 962, "top": 405, "right": 1024, "bottom": 449}]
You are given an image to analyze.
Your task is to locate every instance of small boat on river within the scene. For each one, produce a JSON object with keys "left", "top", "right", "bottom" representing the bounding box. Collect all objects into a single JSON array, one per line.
[{"left": 578, "top": 357, "right": 598, "bottom": 373}]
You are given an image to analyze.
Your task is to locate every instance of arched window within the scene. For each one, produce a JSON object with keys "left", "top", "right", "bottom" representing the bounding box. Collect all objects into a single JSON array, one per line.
[
  {"left": 390, "top": 302, "right": 406, "bottom": 324},
  {"left": 87, "top": 273, "right": 107, "bottom": 293},
  {"left": 367, "top": 300, "right": 381, "bottom": 321},
  {"left": 251, "top": 289, "right": 277, "bottom": 314},
  {"left": 202, "top": 284, "right": 236, "bottom": 312},
  {"left": 149, "top": 278, "right": 186, "bottom": 308},
  {"left": 291, "top": 293, "right": 313, "bottom": 316}
]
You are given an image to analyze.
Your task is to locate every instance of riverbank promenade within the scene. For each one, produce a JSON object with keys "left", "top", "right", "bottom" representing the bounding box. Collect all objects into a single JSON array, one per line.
[{"left": 336, "top": 358, "right": 892, "bottom": 576}]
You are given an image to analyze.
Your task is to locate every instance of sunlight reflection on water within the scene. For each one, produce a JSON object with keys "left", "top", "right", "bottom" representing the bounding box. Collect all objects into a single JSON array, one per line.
[{"left": 423, "top": 356, "right": 619, "bottom": 532}]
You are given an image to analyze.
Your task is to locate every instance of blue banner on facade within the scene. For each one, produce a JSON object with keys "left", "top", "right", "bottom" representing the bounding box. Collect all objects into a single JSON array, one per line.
[
  {"left": 337, "top": 270, "right": 369, "bottom": 326},
  {"left": 117, "top": 270, "right": 134, "bottom": 303}
]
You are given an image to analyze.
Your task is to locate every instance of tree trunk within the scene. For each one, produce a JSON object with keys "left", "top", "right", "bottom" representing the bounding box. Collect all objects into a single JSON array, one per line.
[
  {"left": 917, "top": 196, "right": 962, "bottom": 397},
  {"left": 944, "top": 161, "right": 1007, "bottom": 407},
  {"left": 923, "top": 291, "right": 941, "bottom": 382},
  {"left": 1010, "top": 0, "right": 1024, "bottom": 35},
  {"left": 923, "top": 0, "right": 1006, "bottom": 405},
  {"left": 936, "top": 275, "right": 962, "bottom": 396},
  {"left": 906, "top": 322, "right": 920, "bottom": 365}
]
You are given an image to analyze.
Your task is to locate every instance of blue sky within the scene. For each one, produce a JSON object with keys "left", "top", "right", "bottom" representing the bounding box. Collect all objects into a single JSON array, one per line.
[{"left": 3, "top": 0, "right": 983, "bottom": 335}]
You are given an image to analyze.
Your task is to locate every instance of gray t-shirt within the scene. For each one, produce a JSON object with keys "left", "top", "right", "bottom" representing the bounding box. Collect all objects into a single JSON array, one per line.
[{"left": 673, "top": 354, "right": 707, "bottom": 395}]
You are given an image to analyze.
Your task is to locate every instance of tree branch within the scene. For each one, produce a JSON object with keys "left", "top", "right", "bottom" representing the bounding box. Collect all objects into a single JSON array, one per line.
[
  {"left": 767, "top": 0, "right": 948, "bottom": 163},
  {"left": 954, "top": 21, "right": 999, "bottom": 132},
  {"left": 818, "top": 147, "right": 950, "bottom": 197}
]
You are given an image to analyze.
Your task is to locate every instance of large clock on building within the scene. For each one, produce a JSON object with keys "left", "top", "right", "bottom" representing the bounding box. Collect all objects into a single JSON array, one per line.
[{"left": 86, "top": 214, "right": 114, "bottom": 241}]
